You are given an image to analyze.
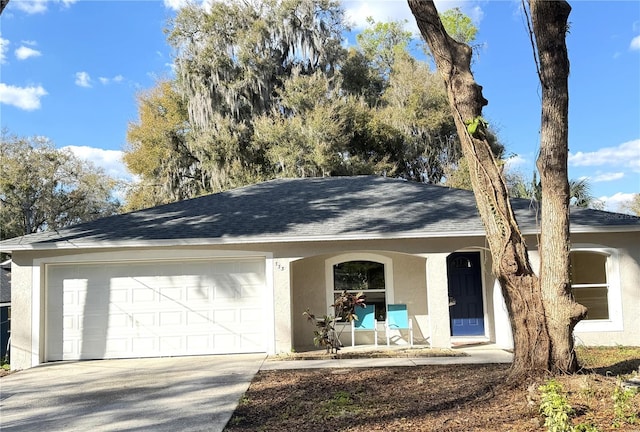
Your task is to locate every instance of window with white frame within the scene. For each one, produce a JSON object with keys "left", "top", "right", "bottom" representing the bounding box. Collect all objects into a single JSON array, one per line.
[
  {"left": 333, "top": 260, "right": 386, "bottom": 321},
  {"left": 326, "top": 254, "right": 393, "bottom": 324},
  {"left": 571, "top": 247, "right": 623, "bottom": 333},
  {"left": 570, "top": 251, "right": 610, "bottom": 320}
]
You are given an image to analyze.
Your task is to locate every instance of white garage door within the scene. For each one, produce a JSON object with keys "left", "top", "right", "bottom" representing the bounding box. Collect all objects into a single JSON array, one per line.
[{"left": 46, "top": 259, "right": 266, "bottom": 361}]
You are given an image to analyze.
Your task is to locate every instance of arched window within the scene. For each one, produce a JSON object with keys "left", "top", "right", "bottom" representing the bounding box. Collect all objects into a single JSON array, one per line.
[
  {"left": 326, "top": 254, "right": 393, "bottom": 322},
  {"left": 333, "top": 260, "right": 386, "bottom": 320}
]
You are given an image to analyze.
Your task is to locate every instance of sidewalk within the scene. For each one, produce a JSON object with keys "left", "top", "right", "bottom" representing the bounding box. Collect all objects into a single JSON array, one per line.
[{"left": 260, "top": 345, "right": 513, "bottom": 371}]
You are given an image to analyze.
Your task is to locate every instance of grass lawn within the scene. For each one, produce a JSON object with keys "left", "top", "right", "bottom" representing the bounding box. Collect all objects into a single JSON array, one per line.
[{"left": 224, "top": 346, "right": 640, "bottom": 432}]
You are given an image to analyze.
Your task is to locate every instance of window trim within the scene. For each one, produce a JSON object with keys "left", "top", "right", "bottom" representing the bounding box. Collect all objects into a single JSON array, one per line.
[
  {"left": 571, "top": 246, "right": 623, "bottom": 333},
  {"left": 325, "top": 253, "right": 394, "bottom": 322}
]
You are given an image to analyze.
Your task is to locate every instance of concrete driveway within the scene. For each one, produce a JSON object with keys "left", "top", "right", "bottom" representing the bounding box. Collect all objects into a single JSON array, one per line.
[{"left": 0, "top": 354, "right": 266, "bottom": 432}]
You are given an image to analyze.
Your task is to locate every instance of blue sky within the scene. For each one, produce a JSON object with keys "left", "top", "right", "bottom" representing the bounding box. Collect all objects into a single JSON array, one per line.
[{"left": 1, "top": 0, "right": 639, "bottom": 211}]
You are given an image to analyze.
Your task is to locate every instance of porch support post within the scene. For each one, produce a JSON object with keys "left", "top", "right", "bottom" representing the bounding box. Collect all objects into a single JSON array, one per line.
[
  {"left": 426, "top": 254, "right": 452, "bottom": 348},
  {"left": 272, "top": 258, "right": 294, "bottom": 354}
]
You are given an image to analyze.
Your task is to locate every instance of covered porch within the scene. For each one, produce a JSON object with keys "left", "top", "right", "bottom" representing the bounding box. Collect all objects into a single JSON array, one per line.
[{"left": 286, "top": 247, "right": 512, "bottom": 353}]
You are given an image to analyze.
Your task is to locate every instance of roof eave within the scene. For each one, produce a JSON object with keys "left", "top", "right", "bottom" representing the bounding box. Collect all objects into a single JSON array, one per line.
[
  {"left": 3, "top": 224, "right": 638, "bottom": 253},
  {"left": 2, "top": 229, "right": 489, "bottom": 252}
]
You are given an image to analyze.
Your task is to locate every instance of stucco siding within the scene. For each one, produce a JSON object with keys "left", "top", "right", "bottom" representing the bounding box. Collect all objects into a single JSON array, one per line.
[
  {"left": 291, "top": 255, "right": 327, "bottom": 351},
  {"left": 9, "top": 255, "right": 34, "bottom": 370},
  {"left": 390, "top": 254, "right": 428, "bottom": 343}
]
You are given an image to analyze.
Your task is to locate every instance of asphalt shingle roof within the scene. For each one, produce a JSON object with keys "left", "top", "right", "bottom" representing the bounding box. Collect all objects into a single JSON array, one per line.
[{"left": 1, "top": 176, "right": 638, "bottom": 251}]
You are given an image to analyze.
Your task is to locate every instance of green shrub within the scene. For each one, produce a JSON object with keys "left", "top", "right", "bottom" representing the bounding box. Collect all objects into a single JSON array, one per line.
[
  {"left": 612, "top": 382, "right": 638, "bottom": 427},
  {"left": 539, "top": 379, "right": 574, "bottom": 432}
]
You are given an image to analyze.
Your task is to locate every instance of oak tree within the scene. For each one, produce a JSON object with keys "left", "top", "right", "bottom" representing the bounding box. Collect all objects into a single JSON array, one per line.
[
  {"left": 408, "top": 0, "right": 585, "bottom": 376},
  {"left": 0, "top": 133, "right": 121, "bottom": 239}
]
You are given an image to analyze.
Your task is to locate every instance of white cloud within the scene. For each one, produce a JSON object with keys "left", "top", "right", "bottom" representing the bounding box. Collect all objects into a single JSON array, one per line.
[
  {"left": 599, "top": 192, "right": 637, "bottom": 213},
  {"left": 13, "top": 0, "right": 77, "bottom": 14},
  {"left": 13, "top": 0, "right": 48, "bottom": 14},
  {"left": 343, "top": 0, "right": 417, "bottom": 32},
  {"left": 164, "top": 0, "right": 189, "bottom": 11},
  {"left": 98, "top": 74, "right": 125, "bottom": 85},
  {"left": 0, "top": 83, "right": 47, "bottom": 110},
  {"left": 343, "top": 0, "right": 483, "bottom": 33},
  {"left": 63, "top": 145, "right": 133, "bottom": 181},
  {"left": 630, "top": 35, "right": 640, "bottom": 51},
  {"left": 590, "top": 172, "right": 625, "bottom": 183},
  {"left": 75, "top": 71, "right": 92, "bottom": 88},
  {"left": 569, "top": 139, "right": 640, "bottom": 172},
  {"left": 15, "top": 45, "right": 42, "bottom": 60},
  {"left": 504, "top": 154, "right": 527, "bottom": 170},
  {"left": 468, "top": 5, "right": 484, "bottom": 24},
  {"left": 0, "top": 36, "right": 8, "bottom": 64}
]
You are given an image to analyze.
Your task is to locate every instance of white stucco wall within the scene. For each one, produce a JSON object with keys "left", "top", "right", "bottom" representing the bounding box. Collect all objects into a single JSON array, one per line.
[{"left": 9, "top": 256, "right": 34, "bottom": 370}]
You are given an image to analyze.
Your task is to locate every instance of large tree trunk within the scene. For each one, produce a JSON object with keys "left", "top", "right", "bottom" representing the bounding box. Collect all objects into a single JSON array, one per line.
[
  {"left": 529, "top": 0, "right": 587, "bottom": 373},
  {"left": 407, "top": 0, "right": 550, "bottom": 378},
  {"left": 408, "top": 0, "right": 588, "bottom": 376}
]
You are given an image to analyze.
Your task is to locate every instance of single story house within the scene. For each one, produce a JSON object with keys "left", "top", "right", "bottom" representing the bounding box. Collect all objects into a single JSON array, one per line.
[{"left": 1, "top": 176, "right": 638, "bottom": 370}]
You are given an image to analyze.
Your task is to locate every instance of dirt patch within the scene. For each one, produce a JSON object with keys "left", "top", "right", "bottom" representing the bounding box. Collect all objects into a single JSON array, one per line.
[{"left": 225, "top": 347, "right": 640, "bottom": 432}]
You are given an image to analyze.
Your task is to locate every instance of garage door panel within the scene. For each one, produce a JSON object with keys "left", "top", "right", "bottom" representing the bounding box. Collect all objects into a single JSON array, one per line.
[
  {"left": 47, "top": 259, "right": 266, "bottom": 361},
  {"left": 186, "top": 334, "right": 211, "bottom": 351},
  {"left": 241, "top": 332, "right": 263, "bottom": 346},
  {"left": 187, "top": 310, "right": 211, "bottom": 325},
  {"left": 213, "top": 309, "right": 237, "bottom": 323},
  {"left": 62, "top": 340, "right": 75, "bottom": 357},
  {"left": 110, "top": 289, "right": 129, "bottom": 303},
  {"left": 240, "top": 308, "right": 262, "bottom": 324},
  {"left": 160, "top": 287, "right": 182, "bottom": 302},
  {"left": 214, "top": 334, "right": 238, "bottom": 349},
  {"left": 213, "top": 282, "right": 241, "bottom": 299},
  {"left": 159, "top": 336, "right": 182, "bottom": 352},
  {"left": 187, "top": 286, "right": 211, "bottom": 301},
  {"left": 105, "top": 338, "right": 129, "bottom": 354},
  {"left": 240, "top": 285, "right": 262, "bottom": 298},
  {"left": 159, "top": 311, "right": 183, "bottom": 326},
  {"left": 109, "top": 313, "right": 131, "bottom": 329},
  {"left": 132, "top": 288, "right": 155, "bottom": 303},
  {"left": 132, "top": 312, "right": 155, "bottom": 327},
  {"left": 131, "top": 337, "right": 156, "bottom": 353}
]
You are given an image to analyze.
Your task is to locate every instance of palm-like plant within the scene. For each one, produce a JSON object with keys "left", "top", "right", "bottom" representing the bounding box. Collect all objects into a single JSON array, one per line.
[
  {"left": 569, "top": 178, "right": 594, "bottom": 208},
  {"left": 508, "top": 171, "right": 598, "bottom": 208}
]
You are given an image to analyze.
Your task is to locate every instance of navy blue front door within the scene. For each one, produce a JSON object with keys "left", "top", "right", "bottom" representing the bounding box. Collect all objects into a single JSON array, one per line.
[{"left": 447, "top": 252, "right": 485, "bottom": 336}]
